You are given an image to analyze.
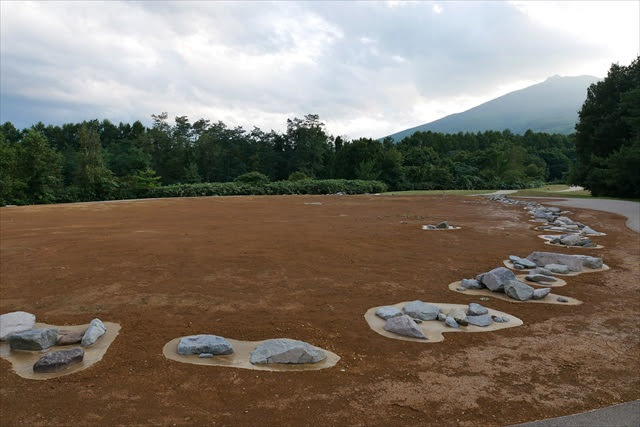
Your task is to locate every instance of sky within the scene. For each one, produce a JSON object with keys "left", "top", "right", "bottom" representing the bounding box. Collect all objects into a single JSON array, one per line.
[{"left": 1, "top": 1, "right": 638, "bottom": 139}]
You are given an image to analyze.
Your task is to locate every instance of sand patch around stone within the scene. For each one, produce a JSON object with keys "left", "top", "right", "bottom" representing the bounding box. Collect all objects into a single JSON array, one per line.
[
  {"left": 502, "top": 260, "right": 610, "bottom": 276},
  {"left": 448, "top": 282, "right": 581, "bottom": 305},
  {"left": 0, "top": 321, "right": 120, "bottom": 380},
  {"left": 515, "top": 274, "right": 567, "bottom": 287},
  {"left": 163, "top": 337, "right": 339, "bottom": 372},
  {"left": 537, "top": 235, "right": 604, "bottom": 249},
  {"left": 364, "top": 302, "right": 522, "bottom": 343}
]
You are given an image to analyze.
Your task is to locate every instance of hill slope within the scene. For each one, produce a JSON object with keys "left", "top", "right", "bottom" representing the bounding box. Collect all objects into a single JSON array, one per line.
[{"left": 385, "top": 75, "right": 599, "bottom": 141}]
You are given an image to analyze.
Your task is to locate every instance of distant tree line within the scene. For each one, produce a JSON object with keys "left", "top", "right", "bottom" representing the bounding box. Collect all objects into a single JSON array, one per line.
[
  {"left": 0, "top": 112, "right": 577, "bottom": 205},
  {"left": 569, "top": 56, "right": 640, "bottom": 198}
]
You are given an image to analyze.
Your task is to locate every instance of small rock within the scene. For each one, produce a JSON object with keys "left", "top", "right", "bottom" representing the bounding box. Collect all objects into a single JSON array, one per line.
[
  {"left": 250, "top": 339, "right": 327, "bottom": 364},
  {"left": 413, "top": 318, "right": 423, "bottom": 324},
  {"left": 9, "top": 328, "right": 58, "bottom": 351},
  {"left": 177, "top": 335, "right": 234, "bottom": 356},
  {"left": 375, "top": 306, "right": 403, "bottom": 320},
  {"left": 57, "top": 330, "right": 84, "bottom": 346},
  {"left": 531, "top": 267, "right": 554, "bottom": 277},
  {"left": 444, "top": 316, "right": 459, "bottom": 328},
  {"left": 456, "top": 287, "right": 466, "bottom": 292},
  {"left": 461, "top": 279, "right": 483, "bottom": 289},
  {"left": 33, "top": 348, "right": 84, "bottom": 373},
  {"left": 198, "top": 353, "right": 214, "bottom": 359},
  {"left": 508, "top": 256, "right": 537, "bottom": 268},
  {"left": 525, "top": 274, "right": 558, "bottom": 283},
  {"left": 544, "top": 264, "right": 570, "bottom": 274},
  {"left": 532, "top": 288, "right": 552, "bottom": 300},
  {"left": 383, "top": 315, "right": 427, "bottom": 339},
  {"left": 0, "top": 311, "right": 36, "bottom": 341},
  {"left": 557, "top": 297, "right": 569, "bottom": 303},
  {"left": 580, "top": 226, "right": 601, "bottom": 235},
  {"left": 403, "top": 300, "right": 441, "bottom": 321},
  {"left": 504, "top": 280, "right": 535, "bottom": 301},
  {"left": 436, "top": 221, "right": 449, "bottom": 229},
  {"left": 81, "top": 318, "right": 107, "bottom": 347},
  {"left": 437, "top": 313, "right": 447, "bottom": 322},
  {"left": 466, "top": 314, "right": 493, "bottom": 327},
  {"left": 491, "top": 315, "right": 508, "bottom": 323},
  {"left": 467, "top": 303, "right": 488, "bottom": 316}
]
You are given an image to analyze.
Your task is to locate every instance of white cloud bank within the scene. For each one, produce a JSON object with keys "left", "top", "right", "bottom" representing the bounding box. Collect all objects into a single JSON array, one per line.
[{"left": 1, "top": 1, "right": 638, "bottom": 139}]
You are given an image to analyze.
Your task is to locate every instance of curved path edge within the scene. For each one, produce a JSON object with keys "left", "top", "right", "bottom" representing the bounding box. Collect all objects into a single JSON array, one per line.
[{"left": 508, "top": 399, "right": 640, "bottom": 427}]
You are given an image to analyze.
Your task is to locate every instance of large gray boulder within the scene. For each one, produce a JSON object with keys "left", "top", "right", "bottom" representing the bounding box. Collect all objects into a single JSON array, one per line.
[
  {"left": 33, "top": 348, "right": 84, "bottom": 373},
  {"left": 461, "top": 279, "right": 483, "bottom": 289},
  {"left": 0, "top": 311, "right": 36, "bottom": 341},
  {"left": 250, "top": 338, "right": 326, "bottom": 364},
  {"left": 479, "top": 267, "right": 516, "bottom": 292},
  {"left": 466, "top": 314, "right": 493, "bottom": 327},
  {"left": 532, "top": 288, "right": 552, "bottom": 300},
  {"left": 81, "top": 318, "right": 107, "bottom": 347},
  {"left": 467, "top": 303, "right": 488, "bottom": 316},
  {"left": 383, "top": 315, "right": 427, "bottom": 339},
  {"left": 559, "top": 234, "right": 583, "bottom": 246},
  {"left": 177, "top": 335, "right": 234, "bottom": 355},
  {"left": 403, "top": 301, "right": 441, "bottom": 321},
  {"left": 576, "top": 255, "right": 604, "bottom": 269},
  {"left": 375, "top": 306, "right": 403, "bottom": 320},
  {"left": 504, "top": 280, "right": 535, "bottom": 301},
  {"left": 525, "top": 252, "right": 583, "bottom": 272},
  {"left": 9, "top": 328, "right": 58, "bottom": 350}
]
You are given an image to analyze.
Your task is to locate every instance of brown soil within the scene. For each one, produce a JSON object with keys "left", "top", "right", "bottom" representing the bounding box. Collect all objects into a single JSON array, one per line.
[{"left": 1, "top": 195, "right": 639, "bottom": 426}]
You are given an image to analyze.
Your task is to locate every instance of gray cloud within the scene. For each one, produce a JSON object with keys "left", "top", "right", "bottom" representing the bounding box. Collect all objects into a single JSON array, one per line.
[{"left": 0, "top": 1, "right": 635, "bottom": 138}]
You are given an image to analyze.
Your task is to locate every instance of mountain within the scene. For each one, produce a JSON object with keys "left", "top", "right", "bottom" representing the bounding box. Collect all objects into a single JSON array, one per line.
[{"left": 385, "top": 75, "right": 600, "bottom": 141}]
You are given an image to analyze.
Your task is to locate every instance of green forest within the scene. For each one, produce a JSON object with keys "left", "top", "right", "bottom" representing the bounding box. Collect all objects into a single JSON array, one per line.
[{"left": 1, "top": 58, "right": 637, "bottom": 205}]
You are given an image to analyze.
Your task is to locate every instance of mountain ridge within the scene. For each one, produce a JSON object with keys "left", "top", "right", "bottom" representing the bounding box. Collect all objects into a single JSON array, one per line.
[{"left": 384, "top": 75, "right": 600, "bottom": 141}]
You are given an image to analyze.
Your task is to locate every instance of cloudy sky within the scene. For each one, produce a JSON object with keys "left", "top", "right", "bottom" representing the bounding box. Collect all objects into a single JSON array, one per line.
[{"left": 1, "top": 1, "right": 638, "bottom": 139}]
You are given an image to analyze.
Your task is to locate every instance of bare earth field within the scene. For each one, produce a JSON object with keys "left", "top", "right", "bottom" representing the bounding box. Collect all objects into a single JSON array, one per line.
[{"left": 1, "top": 195, "right": 639, "bottom": 426}]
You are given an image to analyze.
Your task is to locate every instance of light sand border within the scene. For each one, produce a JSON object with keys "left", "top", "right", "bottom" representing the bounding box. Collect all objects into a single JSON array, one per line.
[
  {"left": 503, "top": 260, "right": 610, "bottom": 276},
  {"left": 448, "top": 281, "right": 581, "bottom": 305},
  {"left": 538, "top": 235, "right": 604, "bottom": 249},
  {"left": 421, "top": 225, "right": 462, "bottom": 230},
  {"left": 364, "top": 302, "right": 522, "bottom": 343},
  {"left": 0, "top": 321, "right": 121, "bottom": 380},
  {"left": 163, "top": 337, "right": 340, "bottom": 372},
  {"left": 515, "top": 274, "right": 567, "bottom": 287}
]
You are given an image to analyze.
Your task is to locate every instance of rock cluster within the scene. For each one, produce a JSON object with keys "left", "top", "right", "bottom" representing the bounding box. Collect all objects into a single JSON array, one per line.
[
  {"left": 422, "top": 221, "right": 456, "bottom": 230},
  {"left": 520, "top": 251, "right": 603, "bottom": 273},
  {"left": 461, "top": 266, "right": 547, "bottom": 302}
]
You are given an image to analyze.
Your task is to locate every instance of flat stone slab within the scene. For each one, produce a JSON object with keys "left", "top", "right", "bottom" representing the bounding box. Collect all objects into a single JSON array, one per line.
[
  {"left": 250, "top": 339, "right": 326, "bottom": 365},
  {"left": 9, "top": 328, "right": 58, "bottom": 351},
  {"left": 375, "top": 306, "right": 403, "bottom": 320},
  {"left": 364, "top": 302, "right": 522, "bottom": 343},
  {"left": 449, "top": 281, "right": 581, "bottom": 305},
  {"left": 403, "top": 300, "right": 441, "bottom": 321},
  {"left": 0, "top": 321, "right": 121, "bottom": 380},
  {"left": 163, "top": 337, "right": 339, "bottom": 372},
  {"left": 383, "top": 315, "right": 427, "bottom": 339},
  {"left": 33, "top": 348, "right": 84, "bottom": 373},
  {"left": 516, "top": 274, "right": 567, "bottom": 288},
  {"left": 177, "top": 335, "right": 233, "bottom": 356},
  {"left": 0, "top": 311, "right": 36, "bottom": 341}
]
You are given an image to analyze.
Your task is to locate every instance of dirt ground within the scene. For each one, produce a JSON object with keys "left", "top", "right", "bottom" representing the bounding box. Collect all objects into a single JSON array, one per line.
[{"left": 1, "top": 195, "right": 638, "bottom": 426}]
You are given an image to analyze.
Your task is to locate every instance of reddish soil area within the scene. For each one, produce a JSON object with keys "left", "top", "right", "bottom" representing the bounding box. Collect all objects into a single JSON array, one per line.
[{"left": 1, "top": 195, "right": 639, "bottom": 426}]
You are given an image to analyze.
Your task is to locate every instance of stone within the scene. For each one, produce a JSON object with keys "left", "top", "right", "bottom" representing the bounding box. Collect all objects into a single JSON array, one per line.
[
  {"left": 375, "top": 306, "right": 403, "bottom": 320},
  {"left": 250, "top": 338, "right": 327, "bottom": 364},
  {"left": 436, "top": 221, "right": 449, "bottom": 229},
  {"left": 545, "top": 264, "right": 570, "bottom": 274},
  {"left": 467, "top": 303, "right": 488, "bottom": 316},
  {"left": 447, "top": 307, "right": 467, "bottom": 323},
  {"left": 508, "top": 256, "right": 537, "bottom": 269},
  {"left": 81, "top": 318, "right": 107, "bottom": 347},
  {"left": 466, "top": 314, "right": 493, "bottom": 327},
  {"left": 532, "top": 288, "right": 551, "bottom": 300},
  {"left": 492, "top": 315, "right": 508, "bottom": 323},
  {"left": 531, "top": 267, "right": 554, "bottom": 277},
  {"left": 557, "top": 296, "right": 569, "bottom": 303},
  {"left": 525, "top": 274, "right": 558, "bottom": 283},
  {"left": 0, "top": 311, "right": 37, "bottom": 341},
  {"left": 383, "top": 315, "right": 427, "bottom": 339},
  {"left": 9, "top": 328, "right": 58, "bottom": 350},
  {"left": 526, "top": 252, "right": 583, "bottom": 272},
  {"left": 33, "top": 348, "right": 84, "bottom": 373},
  {"left": 403, "top": 300, "right": 441, "bottom": 321},
  {"left": 57, "top": 330, "right": 84, "bottom": 345},
  {"left": 413, "top": 318, "right": 423, "bottom": 324},
  {"left": 444, "top": 316, "right": 459, "bottom": 328},
  {"left": 560, "top": 234, "right": 583, "bottom": 246},
  {"left": 177, "top": 335, "right": 234, "bottom": 355},
  {"left": 437, "top": 313, "right": 447, "bottom": 322},
  {"left": 504, "top": 280, "right": 534, "bottom": 301},
  {"left": 423, "top": 225, "right": 437, "bottom": 230},
  {"left": 198, "top": 353, "right": 214, "bottom": 359},
  {"left": 581, "top": 226, "right": 601, "bottom": 235},
  {"left": 479, "top": 267, "right": 516, "bottom": 292},
  {"left": 461, "top": 279, "right": 484, "bottom": 289},
  {"left": 577, "top": 255, "right": 604, "bottom": 270}
]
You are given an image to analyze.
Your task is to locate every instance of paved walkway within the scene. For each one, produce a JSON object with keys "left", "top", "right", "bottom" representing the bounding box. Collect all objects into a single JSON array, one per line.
[{"left": 510, "top": 400, "right": 640, "bottom": 427}]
